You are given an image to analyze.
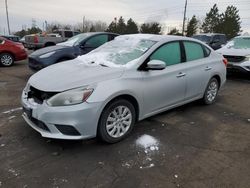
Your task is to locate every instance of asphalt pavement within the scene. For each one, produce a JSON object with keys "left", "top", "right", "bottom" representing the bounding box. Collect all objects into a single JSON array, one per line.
[{"left": 0, "top": 61, "right": 250, "bottom": 188}]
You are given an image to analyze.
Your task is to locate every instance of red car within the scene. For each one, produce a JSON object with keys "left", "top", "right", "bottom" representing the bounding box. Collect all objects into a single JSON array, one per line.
[{"left": 0, "top": 37, "right": 27, "bottom": 67}]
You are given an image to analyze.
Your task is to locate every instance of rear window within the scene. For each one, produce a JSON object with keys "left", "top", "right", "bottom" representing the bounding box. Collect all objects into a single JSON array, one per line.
[
  {"left": 64, "top": 31, "right": 73, "bottom": 38},
  {"left": 184, "top": 41, "right": 205, "bottom": 61}
]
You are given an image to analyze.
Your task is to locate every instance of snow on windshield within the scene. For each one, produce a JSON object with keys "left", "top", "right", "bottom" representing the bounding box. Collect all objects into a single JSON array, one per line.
[
  {"left": 225, "top": 37, "right": 250, "bottom": 49},
  {"left": 77, "top": 35, "right": 157, "bottom": 67}
]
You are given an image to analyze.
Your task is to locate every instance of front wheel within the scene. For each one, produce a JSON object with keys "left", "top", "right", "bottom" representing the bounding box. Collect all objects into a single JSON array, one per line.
[
  {"left": 97, "top": 99, "right": 136, "bottom": 143},
  {"left": 0, "top": 53, "right": 14, "bottom": 67},
  {"left": 202, "top": 78, "right": 219, "bottom": 105}
]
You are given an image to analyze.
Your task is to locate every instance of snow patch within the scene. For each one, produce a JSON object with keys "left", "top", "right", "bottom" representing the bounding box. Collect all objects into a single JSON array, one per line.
[
  {"left": 2, "top": 107, "right": 22, "bottom": 114},
  {"left": 8, "top": 116, "right": 16, "bottom": 120},
  {"left": 136, "top": 134, "right": 159, "bottom": 150}
]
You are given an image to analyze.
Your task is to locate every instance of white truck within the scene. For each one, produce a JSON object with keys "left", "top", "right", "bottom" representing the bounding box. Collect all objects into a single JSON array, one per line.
[{"left": 24, "top": 30, "right": 80, "bottom": 49}]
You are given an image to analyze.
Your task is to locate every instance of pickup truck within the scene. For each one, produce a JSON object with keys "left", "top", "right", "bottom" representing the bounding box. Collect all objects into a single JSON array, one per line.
[{"left": 24, "top": 30, "right": 80, "bottom": 49}]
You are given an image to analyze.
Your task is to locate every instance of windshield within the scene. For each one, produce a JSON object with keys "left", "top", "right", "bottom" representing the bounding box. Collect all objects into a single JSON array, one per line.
[
  {"left": 225, "top": 37, "right": 250, "bottom": 49},
  {"left": 193, "top": 35, "right": 212, "bottom": 43},
  {"left": 78, "top": 36, "right": 156, "bottom": 67},
  {"left": 58, "top": 33, "right": 90, "bottom": 47}
]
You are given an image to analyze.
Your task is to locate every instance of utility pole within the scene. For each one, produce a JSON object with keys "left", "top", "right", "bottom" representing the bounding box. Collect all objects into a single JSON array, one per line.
[
  {"left": 182, "top": 0, "right": 187, "bottom": 36},
  {"left": 5, "top": 0, "right": 11, "bottom": 35}
]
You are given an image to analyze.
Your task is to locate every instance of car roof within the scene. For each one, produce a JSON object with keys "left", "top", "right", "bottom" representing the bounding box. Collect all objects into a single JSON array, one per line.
[
  {"left": 235, "top": 35, "right": 250, "bottom": 39},
  {"left": 115, "top": 34, "right": 199, "bottom": 43},
  {"left": 194, "top": 33, "right": 225, "bottom": 36}
]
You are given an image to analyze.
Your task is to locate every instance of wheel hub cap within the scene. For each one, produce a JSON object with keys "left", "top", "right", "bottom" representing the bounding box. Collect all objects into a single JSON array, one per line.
[
  {"left": 1, "top": 55, "right": 12, "bottom": 66},
  {"left": 106, "top": 106, "right": 132, "bottom": 138}
]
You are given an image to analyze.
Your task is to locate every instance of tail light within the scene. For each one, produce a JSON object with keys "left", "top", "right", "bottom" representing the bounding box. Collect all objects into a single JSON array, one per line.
[
  {"left": 34, "top": 35, "right": 38, "bottom": 43},
  {"left": 223, "top": 58, "right": 228, "bottom": 67}
]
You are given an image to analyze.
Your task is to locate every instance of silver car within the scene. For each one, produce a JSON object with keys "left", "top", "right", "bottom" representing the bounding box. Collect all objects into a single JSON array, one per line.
[
  {"left": 21, "top": 34, "right": 226, "bottom": 143},
  {"left": 217, "top": 36, "right": 250, "bottom": 74}
]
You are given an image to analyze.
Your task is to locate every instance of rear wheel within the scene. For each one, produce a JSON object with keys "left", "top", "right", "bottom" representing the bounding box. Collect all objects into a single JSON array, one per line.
[
  {"left": 0, "top": 53, "right": 14, "bottom": 67},
  {"left": 202, "top": 78, "right": 219, "bottom": 105},
  {"left": 98, "top": 99, "right": 136, "bottom": 143}
]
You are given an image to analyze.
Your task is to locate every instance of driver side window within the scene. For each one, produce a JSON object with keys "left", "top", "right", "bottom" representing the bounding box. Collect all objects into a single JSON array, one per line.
[
  {"left": 85, "top": 35, "right": 108, "bottom": 48},
  {"left": 150, "top": 42, "right": 181, "bottom": 66}
]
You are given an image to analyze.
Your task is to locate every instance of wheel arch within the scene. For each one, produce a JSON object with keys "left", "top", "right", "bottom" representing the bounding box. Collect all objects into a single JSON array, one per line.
[
  {"left": 211, "top": 74, "right": 221, "bottom": 89},
  {"left": 0, "top": 51, "right": 16, "bottom": 60},
  {"left": 98, "top": 93, "right": 140, "bottom": 125}
]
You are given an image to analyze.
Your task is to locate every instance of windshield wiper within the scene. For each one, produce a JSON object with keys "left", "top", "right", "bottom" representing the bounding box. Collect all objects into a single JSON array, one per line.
[{"left": 99, "top": 63, "right": 109, "bottom": 67}]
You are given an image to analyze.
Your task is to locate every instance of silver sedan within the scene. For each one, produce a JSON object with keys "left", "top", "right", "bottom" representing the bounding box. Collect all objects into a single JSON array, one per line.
[{"left": 21, "top": 34, "right": 227, "bottom": 143}]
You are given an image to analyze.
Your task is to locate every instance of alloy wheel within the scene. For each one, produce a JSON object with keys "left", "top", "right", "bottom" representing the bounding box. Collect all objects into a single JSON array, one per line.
[{"left": 106, "top": 105, "right": 132, "bottom": 138}]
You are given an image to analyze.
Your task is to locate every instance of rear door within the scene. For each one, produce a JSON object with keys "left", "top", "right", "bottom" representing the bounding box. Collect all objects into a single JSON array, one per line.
[
  {"left": 182, "top": 41, "right": 211, "bottom": 100},
  {"left": 142, "top": 41, "right": 187, "bottom": 115}
]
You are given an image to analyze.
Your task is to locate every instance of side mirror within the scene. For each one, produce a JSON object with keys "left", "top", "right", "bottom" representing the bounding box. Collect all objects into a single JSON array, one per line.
[{"left": 146, "top": 60, "right": 166, "bottom": 70}]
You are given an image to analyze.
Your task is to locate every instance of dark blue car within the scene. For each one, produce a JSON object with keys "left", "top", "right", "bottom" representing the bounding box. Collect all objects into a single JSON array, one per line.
[{"left": 28, "top": 32, "right": 118, "bottom": 71}]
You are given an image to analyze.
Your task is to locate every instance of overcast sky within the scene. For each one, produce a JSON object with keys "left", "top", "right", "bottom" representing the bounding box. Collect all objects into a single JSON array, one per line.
[{"left": 0, "top": 0, "right": 249, "bottom": 34}]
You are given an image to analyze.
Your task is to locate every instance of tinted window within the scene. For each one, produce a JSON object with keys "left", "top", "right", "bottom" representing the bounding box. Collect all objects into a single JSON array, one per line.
[
  {"left": 150, "top": 42, "right": 181, "bottom": 66},
  {"left": 213, "top": 35, "right": 220, "bottom": 41},
  {"left": 64, "top": 31, "right": 73, "bottom": 38},
  {"left": 109, "top": 34, "right": 117, "bottom": 41},
  {"left": 85, "top": 35, "right": 108, "bottom": 48},
  {"left": 0, "top": 39, "right": 4, "bottom": 44},
  {"left": 220, "top": 35, "right": 227, "bottom": 43},
  {"left": 184, "top": 41, "right": 204, "bottom": 61},
  {"left": 204, "top": 46, "right": 211, "bottom": 57}
]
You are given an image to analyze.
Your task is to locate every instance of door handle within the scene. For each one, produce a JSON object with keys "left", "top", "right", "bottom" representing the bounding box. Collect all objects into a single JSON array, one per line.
[
  {"left": 176, "top": 72, "right": 186, "bottom": 78},
  {"left": 205, "top": 66, "right": 212, "bottom": 71}
]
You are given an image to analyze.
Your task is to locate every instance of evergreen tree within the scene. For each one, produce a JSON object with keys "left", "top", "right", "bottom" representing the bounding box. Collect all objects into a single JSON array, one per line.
[
  {"left": 168, "top": 28, "right": 182, "bottom": 36},
  {"left": 140, "top": 22, "right": 161, "bottom": 34},
  {"left": 106, "top": 18, "right": 118, "bottom": 33},
  {"left": 89, "top": 25, "right": 96, "bottom": 32},
  {"left": 116, "top": 16, "right": 127, "bottom": 34},
  {"left": 201, "top": 4, "right": 221, "bottom": 33},
  {"left": 186, "top": 15, "right": 198, "bottom": 37},
  {"left": 220, "top": 6, "right": 241, "bottom": 39},
  {"left": 126, "top": 18, "right": 139, "bottom": 34}
]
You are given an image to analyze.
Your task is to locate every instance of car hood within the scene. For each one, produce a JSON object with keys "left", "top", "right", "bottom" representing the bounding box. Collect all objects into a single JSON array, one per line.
[
  {"left": 29, "top": 45, "right": 72, "bottom": 57},
  {"left": 28, "top": 59, "right": 125, "bottom": 92},
  {"left": 217, "top": 47, "right": 250, "bottom": 57}
]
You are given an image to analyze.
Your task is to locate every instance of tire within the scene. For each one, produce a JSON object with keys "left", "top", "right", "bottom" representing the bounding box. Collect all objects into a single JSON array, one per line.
[
  {"left": 202, "top": 78, "right": 219, "bottom": 105},
  {"left": 0, "top": 53, "right": 14, "bottom": 67},
  {"left": 97, "top": 99, "right": 136, "bottom": 143}
]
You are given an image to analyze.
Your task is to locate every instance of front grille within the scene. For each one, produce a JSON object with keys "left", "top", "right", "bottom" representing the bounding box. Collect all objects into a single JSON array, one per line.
[
  {"left": 223, "top": 55, "right": 245, "bottom": 63},
  {"left": 30, "top": 117, "right": 50, "bottom": 132},
  {"left": 28, "top": 86, "right": 58, "bottom": 104}
]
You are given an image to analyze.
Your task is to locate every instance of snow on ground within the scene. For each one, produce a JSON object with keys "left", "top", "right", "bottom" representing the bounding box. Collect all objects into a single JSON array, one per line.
[
  {"left": 135, "top": 134, "right": 160, "bottom": 169},
  {"left": 2, "top": 107, "right": 22, "bottom": 114},
  {"left": 136, "top": 134, "right": 159, "bottom": 151}
]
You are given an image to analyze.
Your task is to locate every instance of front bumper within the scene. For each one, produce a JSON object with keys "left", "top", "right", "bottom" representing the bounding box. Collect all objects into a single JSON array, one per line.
[
  {"left": 28, "top": 57, "right": 48, "bottom": 71},
  {"left": 21, "top": 91, "right": 102, "bottom": 140},
  {"left": 227, "top": 62, "right": 250, "bottom": 73}
]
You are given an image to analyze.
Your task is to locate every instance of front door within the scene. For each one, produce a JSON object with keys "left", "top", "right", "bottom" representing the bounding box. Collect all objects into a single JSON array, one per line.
[{"left": 142, "top": 41, "right": 186, "bottom": 115}]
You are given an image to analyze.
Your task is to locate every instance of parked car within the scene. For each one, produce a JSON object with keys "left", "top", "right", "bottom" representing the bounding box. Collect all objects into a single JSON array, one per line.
[
  {"left": 192, "top": 33, "right": 227, "bottom": 50},
  {"left": 21, "top": 34, "right": 227, "bottom": 143},
  {"left": 217, "top": 36, "right": 250, "bottom": 74},
  {"left": 28, "top": 32, "right": 118, "bottom": 71},
  {"left": 24, "top": 29, "right": 80, "bottom": 50},
  {"left": 0, "top": 35, "right": 20, "bottom": 42},
  {"left": 0, "top": 37, "right": 27, "bottom": 67}
]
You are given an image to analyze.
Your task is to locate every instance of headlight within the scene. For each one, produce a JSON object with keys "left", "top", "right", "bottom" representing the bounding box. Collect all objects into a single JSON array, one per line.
[
  {"left": 245, "top": 55, "right": 250, "bottom": 61},
  {"left": 39, "top": 51, "right": 56, "bottom": 58},
  {"left": 47, "top": 88, "right": 94, "bottom": 107}
]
